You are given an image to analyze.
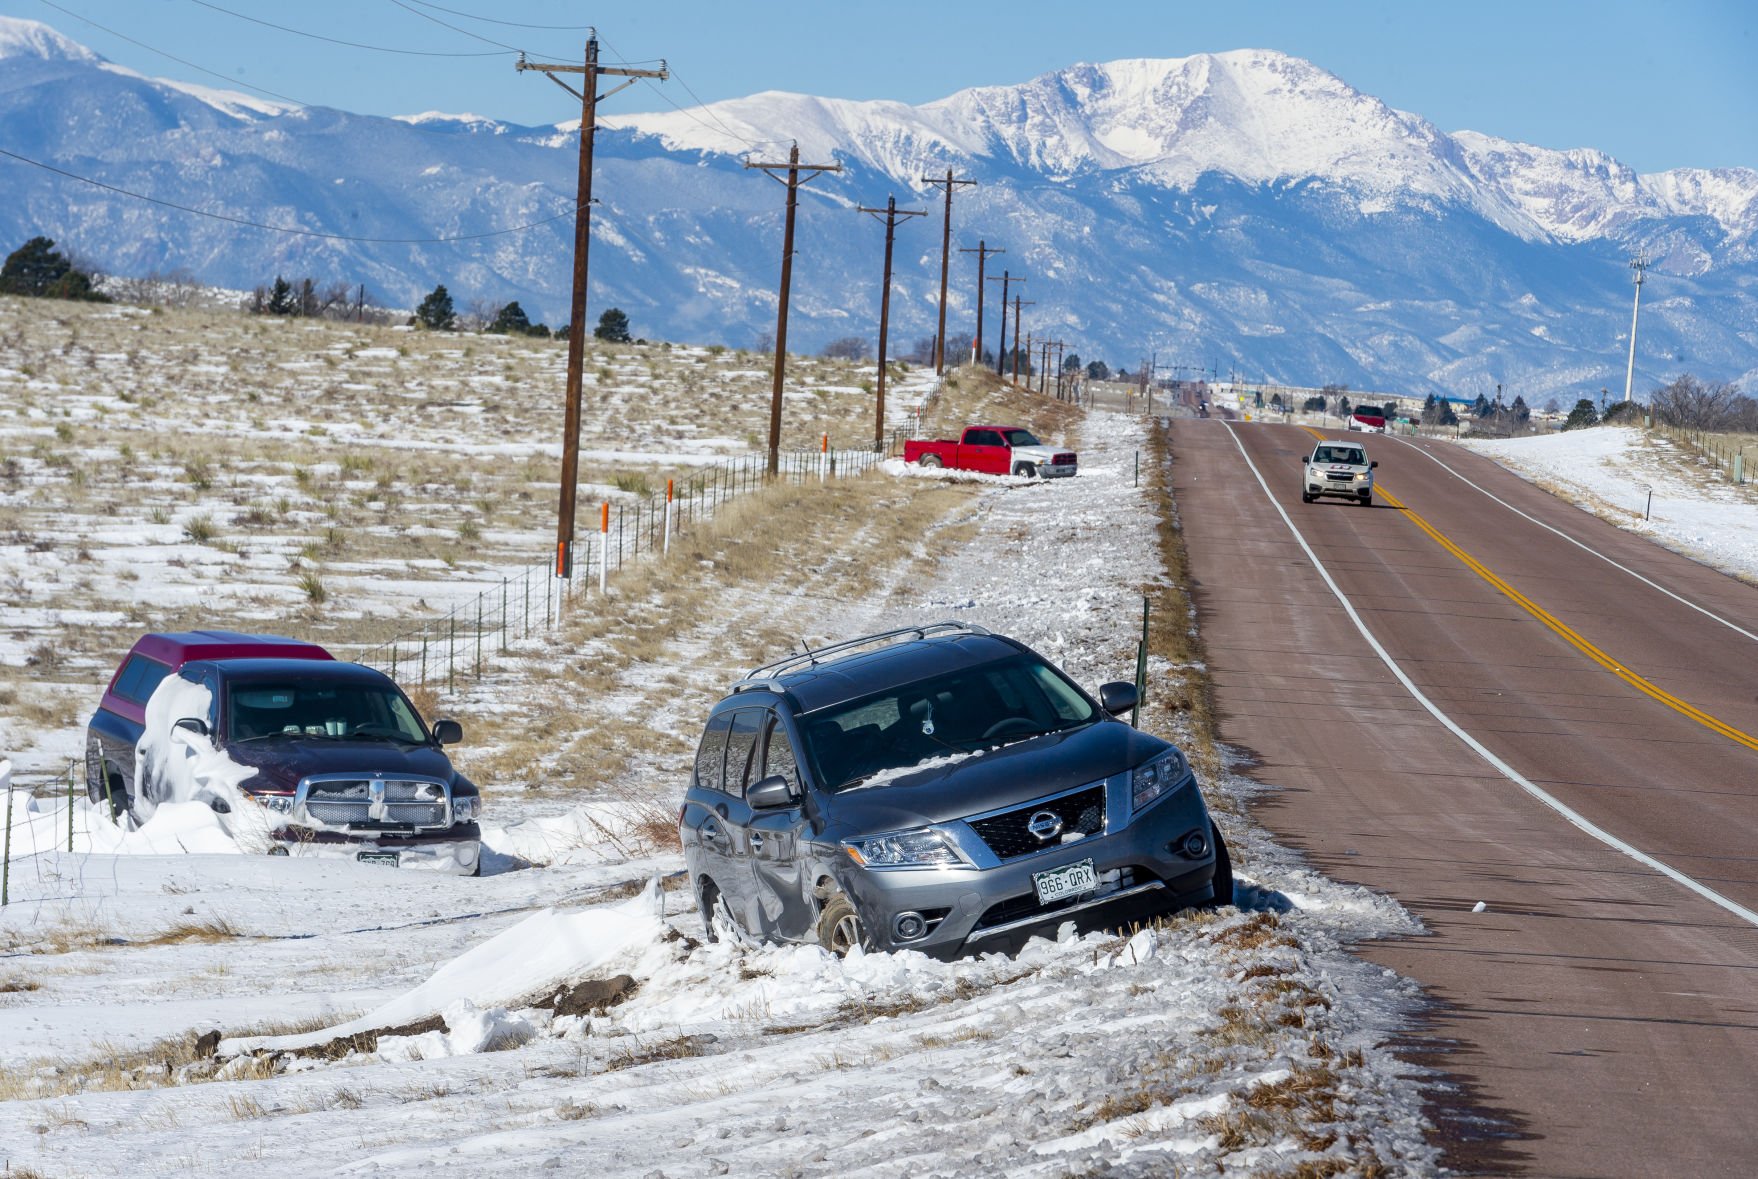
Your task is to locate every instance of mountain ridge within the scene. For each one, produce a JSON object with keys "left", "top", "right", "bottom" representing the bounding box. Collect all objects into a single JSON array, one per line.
[{"left": 2, "top": 16, "right": 1753, "bottom": 398}]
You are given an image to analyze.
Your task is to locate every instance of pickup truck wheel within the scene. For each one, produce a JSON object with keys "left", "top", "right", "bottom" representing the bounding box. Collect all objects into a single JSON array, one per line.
[
  {"left": 1198, "top": 824, "right": 1234, "bottom": 910},
  {"left": 1012, "top": 462, "right": 1037, "bottom": 478},
  {"left": 816, "top": 892, "right": 868, "bottom": 956},
  {"left": 918, "top": 454, "right": 943, "bottom": 469}
]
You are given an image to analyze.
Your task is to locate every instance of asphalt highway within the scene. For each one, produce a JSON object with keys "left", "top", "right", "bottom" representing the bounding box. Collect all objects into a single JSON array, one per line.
[{"left": 1170, "top": 418, "right": 1758, "bottom": 1176}]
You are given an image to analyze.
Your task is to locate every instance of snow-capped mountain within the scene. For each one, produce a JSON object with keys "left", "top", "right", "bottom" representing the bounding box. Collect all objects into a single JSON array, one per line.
[{"left": 3, "top": 16, "right": 1754, "bottom": 398}]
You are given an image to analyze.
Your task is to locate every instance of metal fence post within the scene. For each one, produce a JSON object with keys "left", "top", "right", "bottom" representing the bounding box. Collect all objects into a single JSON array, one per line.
[
  {"left": 448, "top": 613, "right": 456, "bottom": 694},
  {"left": 421, "top": 632, "right": 428, "bottom": 686},
  {"left": 501, "top": 578, "right": 509, "bottom": 652},
  {"left": 1131, "top": 596, "right": 1149, "bottom": 728},
  {"left": 68, "top": 763, "right": 75, "bottom": 852},
  {"left": 2, "top": 780, "right": 11, "bottom": 907},
  {"left": 475, "top": 595, "right": 483, "bottom": 676}
]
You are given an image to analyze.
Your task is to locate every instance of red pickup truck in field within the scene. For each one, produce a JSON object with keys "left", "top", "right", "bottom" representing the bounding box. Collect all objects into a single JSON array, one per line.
[{"left": 902, "top": 425, "right": 1078, "bottom": 478}]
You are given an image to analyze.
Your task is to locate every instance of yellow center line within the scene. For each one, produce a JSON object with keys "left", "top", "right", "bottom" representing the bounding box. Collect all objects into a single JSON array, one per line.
[{"left": 1296, "top": 425, "right": 1758, "bottom": 753}]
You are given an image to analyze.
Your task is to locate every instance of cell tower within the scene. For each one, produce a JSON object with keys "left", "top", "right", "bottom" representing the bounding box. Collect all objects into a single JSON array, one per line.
[{"left": 1622, "top": 251, "right": 1649, "bottom": 403}]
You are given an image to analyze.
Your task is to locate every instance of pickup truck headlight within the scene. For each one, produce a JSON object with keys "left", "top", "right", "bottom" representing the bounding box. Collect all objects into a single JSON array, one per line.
[
  {"left": 1131, "top": 750, "right": 1190, "bottom": 811},
  {"left": 244, "top": 791, "right": 296, "bottom": 815},
  {"left": 843, "top": 827, "right": 970, "bottom": 869},
  {"left": 452, "top": 795, "right": 481, "bottom": 824}
]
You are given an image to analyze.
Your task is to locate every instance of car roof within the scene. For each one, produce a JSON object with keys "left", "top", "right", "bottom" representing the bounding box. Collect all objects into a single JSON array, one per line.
[
  {"left": 731, "top": 632, "right": 1023, "bottom": 715},
  {"left": 181, "top": 657, "right": 391, "bottom": 685},
  {"left": 130, "top": 631, "right": 333, "bottom": 668}
]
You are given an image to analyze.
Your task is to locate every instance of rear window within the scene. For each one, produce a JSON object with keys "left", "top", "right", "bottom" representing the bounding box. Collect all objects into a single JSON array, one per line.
[{"left": 112, "top": 655, "right": 172, "bottom": 705}]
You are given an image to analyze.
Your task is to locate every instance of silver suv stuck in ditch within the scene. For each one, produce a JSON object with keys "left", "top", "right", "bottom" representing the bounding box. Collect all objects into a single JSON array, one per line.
[{"left": 678, "top": 624, "right": 1231, "bottom": 958}]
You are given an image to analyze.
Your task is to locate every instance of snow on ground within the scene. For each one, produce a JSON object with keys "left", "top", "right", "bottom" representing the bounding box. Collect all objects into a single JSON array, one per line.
[
  {"left": 0, "top": 406, "right": 1437, "bottom": 1176},
  {"left": 1459, "top": 425, "right": 1758, "bottom": 581}
]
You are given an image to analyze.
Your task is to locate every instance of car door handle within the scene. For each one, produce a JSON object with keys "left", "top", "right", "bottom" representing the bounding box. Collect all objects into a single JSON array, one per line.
[
  {"left": 749, "top": 832, "right": 764, "bottom": 852},
  {"left": 702, "top": 819, "right": 723, "bottom": 841},
  {"left": 715, "top": 803, "right": 729, "bottom": 819}
]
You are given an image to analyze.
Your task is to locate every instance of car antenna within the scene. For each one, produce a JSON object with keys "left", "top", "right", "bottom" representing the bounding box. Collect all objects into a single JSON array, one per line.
[{"left": 799, "top": 636, "right": 818, "bottom": 665}]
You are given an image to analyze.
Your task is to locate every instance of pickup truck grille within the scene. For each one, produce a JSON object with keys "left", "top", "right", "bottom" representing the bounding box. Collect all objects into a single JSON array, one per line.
[
  {"left": 1051, "top": 453, "right": 1076, "bottom": 466},
  {"left": 302, "top": 777, "right": 450, "bottom": 829},
  {"left": 967, "top": 784, "right": 1106, "bottom": 861}
]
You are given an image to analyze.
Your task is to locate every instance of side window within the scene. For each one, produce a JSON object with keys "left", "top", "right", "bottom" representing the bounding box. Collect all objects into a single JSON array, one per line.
[
  {"left": 693, "top": 713, "right": 732, "bottom": 791},
  {"left": 968, "top": 429, "right": 1003, "bottom": 447},
  {"left": 113, "top": 655, "right": 172, "bottom": 704},
  {"left": 724, "top": 709, "right": 764, "bottom": 795},
  {"left": 762, "top": 714, "right": 800, "bottom": 794}
]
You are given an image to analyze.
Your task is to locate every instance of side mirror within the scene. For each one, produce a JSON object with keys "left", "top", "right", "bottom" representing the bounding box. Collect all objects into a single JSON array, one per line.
[
  {"left": 172, "top": 717, "right": 210, "bottom": 747},
  {"left": 207, "top": 797, "right": 231, "bottom": 815},
  {"left": 1370, "top": 460, "right": 1379, "bottom": 468},
  {"left": 1098, "top": 682, "right": 1138, "bottom": 717},
  {"left": 431, "top": 719, "right": 463, "bottom": 746},
  {"left": 746, "top": 775, "right": 796, "bottom": 809}
]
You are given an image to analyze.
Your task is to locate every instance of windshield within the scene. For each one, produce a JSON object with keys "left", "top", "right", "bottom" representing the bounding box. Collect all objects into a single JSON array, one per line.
[
  {"left": 225, "top": 680, "right": 429, "bottom": 744},
  {"left": 1003, "top": 429, "right": 1042, "bottom": 447},
  {"left": 1313, "top": 446, "right": 1365, "bottom": 464},
  {"left": 800, "top": 653, "right": 1098, "bottom": 792}
]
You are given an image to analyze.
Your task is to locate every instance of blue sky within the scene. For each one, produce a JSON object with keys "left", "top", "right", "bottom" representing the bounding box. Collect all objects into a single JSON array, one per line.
[{"left": 7, "top": 0, "right": 1754, "bottom": 173}]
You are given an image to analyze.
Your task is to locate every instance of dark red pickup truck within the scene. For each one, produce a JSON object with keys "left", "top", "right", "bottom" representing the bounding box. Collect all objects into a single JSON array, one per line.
[
  {"left": 86, "top": 630, "right": 483, "bottom": 874},
  {"left": 902, "top": 425, "right": 1077, "bottom": 478}
]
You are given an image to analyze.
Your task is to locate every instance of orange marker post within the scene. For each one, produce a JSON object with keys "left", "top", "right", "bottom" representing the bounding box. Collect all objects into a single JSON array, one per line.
[{"left": 599, "top": 502, "right": 610, "bottom": 594}]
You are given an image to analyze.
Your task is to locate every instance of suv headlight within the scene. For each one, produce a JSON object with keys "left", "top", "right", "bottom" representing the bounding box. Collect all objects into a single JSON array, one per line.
[
  {"left": 452, "top": 795, "right": 481, "bottom": 824},
  {"left": 843, "top": 827, "right": 970, "bottom": 869},
  {"left": 1131, "top": 749, "right": 1190, "bottom": 811}
]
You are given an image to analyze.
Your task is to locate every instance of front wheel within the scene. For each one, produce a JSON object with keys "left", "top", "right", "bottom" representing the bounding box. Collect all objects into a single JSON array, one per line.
[
  {"left": 1358, "top": 492, "right": 1372, "bottom": 506},
  {"left": 918, "top": 454, "right": 943, "bottom": 469},
  {"left": 1013, "top": 462, "right": 1037, "bottom": 478},
  {"left": 816, "top": 892, "right": 867, "bottom": 956},
  {"left": 1300, "top": 491, "right": 1315, "bottom": 504}
]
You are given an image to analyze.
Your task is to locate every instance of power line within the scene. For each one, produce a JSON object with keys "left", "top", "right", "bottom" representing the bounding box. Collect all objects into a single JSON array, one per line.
[
  {"left": 381, "top": 0, "right": 572, "bottom": 63},
  {"left": 596, "top": 35, "right": 763, "bottom": 153},
  {"left": 186, "top": 0, "right": 512, "bottom": 58},
  {"left": 0, "top": 145, "right": 587, "bottom": 244},
  {"left": 400, "top": 0, "right": 594, "bottom": 30},
  {"left": 40, "top": 0, "right": 310, "bottom": 107}
]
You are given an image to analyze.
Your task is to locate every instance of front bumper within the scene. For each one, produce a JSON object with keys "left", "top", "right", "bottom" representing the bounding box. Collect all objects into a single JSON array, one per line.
[
  {"left": 1040, "top": 463, "right": 1078, "bottom": 479},
  {"left": 1307, "top": 478, "right": 1371, "bottom": 498},
  {"left": 836, "top": 772, "right": 1217, "bottom": 958},
  {"left": 273, "top": 822, "right": 482, "bottom": 875}
]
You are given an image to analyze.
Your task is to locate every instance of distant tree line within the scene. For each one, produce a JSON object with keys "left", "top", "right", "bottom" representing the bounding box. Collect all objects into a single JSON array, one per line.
[{"left": 1647, "top": 373, "right": 1753, "bottom": 431}]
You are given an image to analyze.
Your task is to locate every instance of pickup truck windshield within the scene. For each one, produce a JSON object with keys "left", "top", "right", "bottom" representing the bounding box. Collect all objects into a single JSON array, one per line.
[
  {"left": 1002, "top": 429, "right": 1042, "bottom": 447},
  {"left": 801, "top": 654, "right": 1097, "bottom": 792},
  {"left": 226, "top": 681, "right": 429, "bottom": 744}
]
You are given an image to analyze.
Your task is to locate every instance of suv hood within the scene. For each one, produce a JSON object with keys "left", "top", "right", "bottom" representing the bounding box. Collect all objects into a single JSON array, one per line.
[
  {"left": 822, "top": 721, "right": 1167, "bottom": 835},
  {"left": 225, "top": 739, "right": 456, "bottom": 789}
]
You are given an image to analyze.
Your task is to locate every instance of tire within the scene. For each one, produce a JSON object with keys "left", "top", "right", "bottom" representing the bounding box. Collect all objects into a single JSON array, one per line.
[
  {"left": 1300, "top": 492, "right": 1314, "bottom": 504},
  {"left": 1199, "top": 824, "right": 1234, "bottom": 910},
  {"left": 1013, "top": 462, "right": 1037, "bottom": 478},
  {"left": 918, "top": 454, "right": 943, "bottom": 469},
  {"left": 816, "top": 892, "right": 867, "bottom": 956},
  {"left": 698, "top": 878, "right": 733, "bottom": 942},
  {"left": 1359, "top": 492, "right": 1372, "bottom": 506}
]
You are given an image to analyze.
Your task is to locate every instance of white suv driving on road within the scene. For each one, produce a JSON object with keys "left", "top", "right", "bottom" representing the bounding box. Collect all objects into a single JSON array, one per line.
[{"left": 1301, "top": 441, "right": 1377, "bottom": 506}]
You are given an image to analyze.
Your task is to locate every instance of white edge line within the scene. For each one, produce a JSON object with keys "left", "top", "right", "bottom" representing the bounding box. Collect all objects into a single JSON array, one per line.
[
  {"left": 1220, "top": 420, "right": 1758, "bottom": 929},
  {"left": 1391, "top": 435, "right": 1758, "bottom": 645}
]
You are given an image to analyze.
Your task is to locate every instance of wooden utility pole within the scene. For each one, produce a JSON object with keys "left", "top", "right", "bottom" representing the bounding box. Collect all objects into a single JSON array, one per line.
[
  {"left": 517, "top": 39, "right": 667, "bottom": 579},
  {"left": 746, "top": 144, "right": 842, "bottom": 475},
  {"left": 921, "top": 170, "right": 976, "bottom": 374},
  {"left": 857, "top": 195, "right": 927, "bottom": 452},
  {"left": 1009, "top": 297, "right": 1035, "bottom": 384},
  {"left": 986, "top": 271, "right": 1024, "bottom": 376},
  {"left": 958, "top": 241, "right": 1003, "bottom": 365}
]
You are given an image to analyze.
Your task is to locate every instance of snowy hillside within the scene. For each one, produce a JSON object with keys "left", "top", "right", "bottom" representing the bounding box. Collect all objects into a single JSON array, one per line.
[{"left": 2, "top": 16, "right": 1755, "bottom": 398}]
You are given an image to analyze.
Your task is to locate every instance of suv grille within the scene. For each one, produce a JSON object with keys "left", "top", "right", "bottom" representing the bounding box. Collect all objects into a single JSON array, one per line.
[
  {"left": 303, "top": 778, "right": 449, "bottom": 828},
  {"left": 967, "top": 784, "right": 1106, "bottom": 861}
]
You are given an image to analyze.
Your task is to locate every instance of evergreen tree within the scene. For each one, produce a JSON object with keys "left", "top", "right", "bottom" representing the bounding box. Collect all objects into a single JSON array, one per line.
[
  {"left": 1063, "top": 352, "right": 1082, "bottom": 372},
  {"left": 1562, "top": 398, "right": 1600, "bottom": 430},
  {"left": 1085, "top": 359, "right": 1110, "bottom": 381},
  {"left": 1471, "top": 393, "right": 1493, "bottom": 417},
  {"left": 266, "top": 276, "right": 294, "bottom": 316},
  {"left": 488, "top": 301, "right": 532, "bottom": 335},
  {"left": 414, "top": 284, "right": 456, "bottom": 331},
  {"left": 1510, "top": 395, "right": 1531, "bottom": 424},
  {"left": 0, "top": 236, "right": 106, "bottom": 301},
  {"left": 594, "top": 307, "right": 632, "bottom": 343},
  {"left": 1336, "top": 394, "right": 1351, "bottom": 417}
]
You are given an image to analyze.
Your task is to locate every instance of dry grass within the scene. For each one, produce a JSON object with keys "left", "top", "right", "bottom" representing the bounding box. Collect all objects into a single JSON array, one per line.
[
  {"left": 0, "top": 1013, "right": 344, "bottom": 1101},
  {"left": 604, "top": 1033, "right": 714, "bottom": 1072},
  {"left": 1144, "top": 418, "right": 1220, "bottom": 780},
  {"left": 131, "top": 918, "right": 246, "bottom": 946}
]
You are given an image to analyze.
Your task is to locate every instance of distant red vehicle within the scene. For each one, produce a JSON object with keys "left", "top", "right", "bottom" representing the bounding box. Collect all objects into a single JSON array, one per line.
[
  {"left": 902, "top": 425, "right": 1077, "bottom": 478},
  {"left": 1345, "top": 412, "right": 1387, "bottom": 434}
]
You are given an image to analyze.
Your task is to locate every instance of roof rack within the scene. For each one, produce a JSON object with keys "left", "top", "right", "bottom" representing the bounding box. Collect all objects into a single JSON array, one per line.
[{"left": 734, "top": 622, "right": 991, "bottom": 691}]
